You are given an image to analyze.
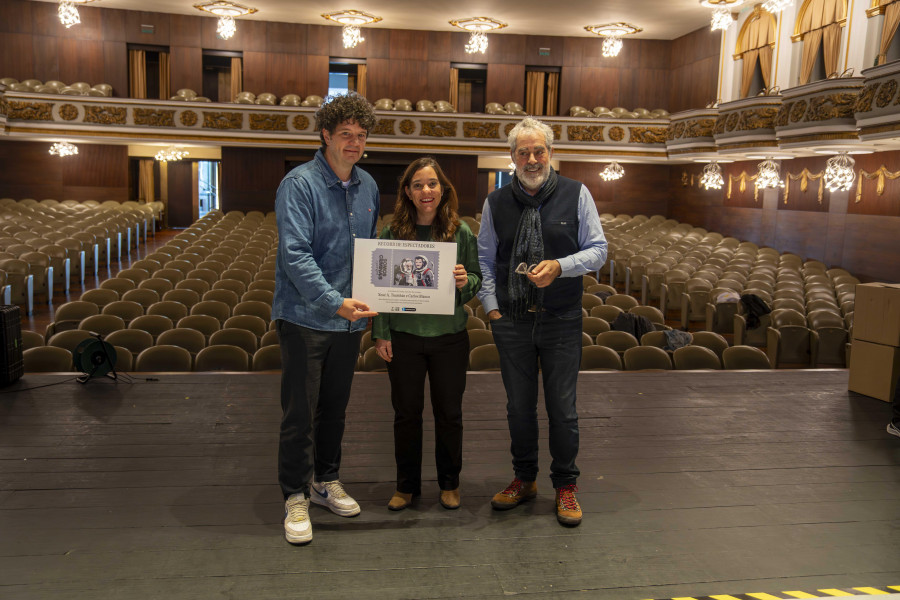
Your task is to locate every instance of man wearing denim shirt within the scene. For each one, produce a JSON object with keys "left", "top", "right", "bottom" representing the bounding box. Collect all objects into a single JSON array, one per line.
[
  {"left": 477, "top": 117, "right": 607, "bottom": 527},
  {"left": 274, "top": 93, "right": 378, "bottom": 545}
]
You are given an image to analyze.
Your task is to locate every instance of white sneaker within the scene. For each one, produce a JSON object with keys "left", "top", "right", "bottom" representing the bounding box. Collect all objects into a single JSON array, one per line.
[
  {"left": 284, "top": 493, "right": 312, "bottom": 545},
  {"left": 311, "top": 480, "right": 361, "bottom": 517},
  {"left": 888, "top": 422, "right": 900, "bottom": 439}
]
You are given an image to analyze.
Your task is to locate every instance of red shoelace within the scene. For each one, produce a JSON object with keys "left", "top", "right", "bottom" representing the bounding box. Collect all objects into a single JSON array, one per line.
[
  {"left": 501, "top": 479, "right": 526, "bottom": 496},
  {"left": 557, "top": 484, "right": 579, "bottom": 510}
]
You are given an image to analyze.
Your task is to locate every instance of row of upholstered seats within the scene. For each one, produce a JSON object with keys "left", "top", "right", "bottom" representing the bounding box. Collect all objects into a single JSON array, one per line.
[
  {"left": 235, "top": 91, "right": 323, "bottom": 106},
  {"left": 1, "top": 198, "right": 162, "bottom": 225},
  {"left": 569, "top": 106, "right": 670, "bottom": 119},
  {"left": 0, "top": 77, "right": 112, "bottom": 96}
]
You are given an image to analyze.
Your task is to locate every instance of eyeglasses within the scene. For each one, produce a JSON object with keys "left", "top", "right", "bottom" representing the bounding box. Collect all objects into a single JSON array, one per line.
[{"left": 514, "top": 262, "right": 538, "bottom": 275}]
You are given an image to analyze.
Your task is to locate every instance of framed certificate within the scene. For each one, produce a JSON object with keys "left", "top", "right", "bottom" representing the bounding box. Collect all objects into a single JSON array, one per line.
[{"left": 352, "top": 238, "right": 457, "bottom": 315}]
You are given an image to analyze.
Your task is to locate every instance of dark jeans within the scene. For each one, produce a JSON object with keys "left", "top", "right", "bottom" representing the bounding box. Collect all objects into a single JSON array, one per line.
[
  {"left": 490, "top": 311, "right": 582, "bottom": 488},
  {"left": 387, "top": 329, "right": 469, "bottom": 494},
  {"left": 276, "top": 320, "right": 362, "bottom": 499}
]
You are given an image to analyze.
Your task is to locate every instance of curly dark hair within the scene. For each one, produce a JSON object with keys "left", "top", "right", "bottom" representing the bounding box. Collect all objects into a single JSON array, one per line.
[
  {"left": 315, "top": 92, "right": 377, "bottom": 150},
  {"left": 391, "top": 157, "right": 460, "bottom": 243}
]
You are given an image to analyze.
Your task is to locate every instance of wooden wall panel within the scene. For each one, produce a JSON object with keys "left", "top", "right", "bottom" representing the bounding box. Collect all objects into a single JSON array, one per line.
[
  {"left": 103, "top": 41, "right": 128, "bottom": 98},
  {"left": 170, "top": 46, "right": 202, "bottom": 94},
  {"left": 123, "top": 10, "right": 171, "bottom": 45},
  {"left": 241, "top": 51, "right": 267, "bottom": 96},
  {"left": 58, "top": 38, "right": 105, "bottom": 86},
  {"left": 266, "top": 22, "right": 304, "bottom": 55},
  {"left": 486, "top": 34, "right": 527, "bottom": 65},
  {"left": 305, "top": 54, "right": 329, "bottom": 99},
  {"left": 439, "top": 156, "right": 479, "bottom": 216},
  {"left": 390, "top": 30, "right": 431, "bottom": 59},
  {"left": 0, "top": 0, "right": 33, "bottom": 35},
  {"left": 31, "top": 35, "right": 59, "bottom": 83},
  {"left": 558, "top": 161, "right": 670, "bottom": 217},
  {"left": 0, "top": 141, "right": 64, "bottom": 200},
  {"left": 265, "top": 53, "right": 304, "bottom": 98},
  {"left": 525, "top": 36, "right": 565, "bottom": 67},
  {"left": 669, "top": 27, "right": 721, "bottom": 113},
  {"left": 486, "top": 64, "right": 525, "bottom": 106},
  {"left": 166, "top": 161, "right": 195, "bottom": 227},
  {"left": 364, "top": 57, "right": 392, "bottom": 102},
  {"left": 0, "top": 33, "right": 34, "bottom": 81},
  {"left": 841, "top": 214, "right": 900, "bottom": 282},
  {"left": 171, "top": 14, "right": 202, "bottom": 48},
  {"left": 723, "top": 161, "right": 765, "bottom": 209},
  {"left": 426, "top": 32, "right": 452, "bottom": 63},
  {"left": 427, "top": 61, "right": 452, "bottom": 102},
  {"left": 849, "top": 151, "right": 900, "bottom": 217},
  {"left": 100, "top": 8, "right": 126, "bottom": 43},
  {"left": 221, "top": 147, "right": 289, "bottom": 213},
  {"left": 779, "top": 156, "right": 829, "bottom": 213}
]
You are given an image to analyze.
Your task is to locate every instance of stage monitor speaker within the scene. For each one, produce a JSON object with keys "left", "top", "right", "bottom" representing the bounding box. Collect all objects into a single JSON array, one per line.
[{"left": 0, "top": 304, "right": 24, "bottom": 385}]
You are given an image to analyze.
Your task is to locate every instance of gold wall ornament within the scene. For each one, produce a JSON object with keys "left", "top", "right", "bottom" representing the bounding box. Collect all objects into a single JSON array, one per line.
[
  {"left": 775, "top": 103, "right": 790, "bottom": 127},
  {"left": 567, "top": 125, "right": 605, "bottom": 142},
  {"left": 462, "top": 121, "right": 500, "bottom": 139},
  {"left": 727, "top": 171, "right": 760, "bottom": 202},
  {"left": 420, "top": 120, "right": 457, "bottom": 137},
  {"left": 180, "top": 110, "right": 198, "bottom": 126},
  {"left": 7, "top": 100, "right": 53, "bottom": 121},
  {"left": 133, "top": 108, "right": 175, "bottom": 127},
  {"left": 854, "top": 165, "right": 900, "bottom": 203},
  {"left": 58, "top": 103, "right": 78, "bottom": 121},
  {"left": 504, "top": 123, "right": 515, "bottom": 137},
  {"left": 783, "top": 168, "right": 824, "bottom": 204},
  {"left": 203, "top": 111, "right": 243, "bottom": 129},
  {"left": 84, "top": 105, "right": 126, "bottom": 125},
  {"left": 684, "top": 118, "right": 715, "bottom": 139},
  {"left": 724, "top": 112, "right": 739, "bottom": 131},
  {"left": 806, "top": 93, "right": 858, "bottom": 121},
  {"left": 738, "top": 106, "right": 779, "bottom": 130},
  {"left": 399, "top": 119, "right": 416, "bottom": 135},
  {"left": 292, "top": 114, "right": 309, "bottom": 130},
  {"left": 608, "top": 126, "right": 626, "bottom": 141},
  {"left": 0, "top": 98, "right": 7, "bottom": 116},
  {"left": 714, "top": 115, "right": 727, "bottom": 134},
  {"left": 629, "top": 126, "right": 667, "bottom": 144},
  {"left": 875, "top": 80, "right": 898, "bottom": 108},
  {"left": 371, "top": 119, "right": 395, "bottom": 135},
  {"left": 790, "top": 100, "right": 808, "bottom": 122},
  {"left": 855, "top": 83, "right": 877, "bottom": 113},
  {"left": 249, "top": 113, "right": 288, "bottom": 131},
  {"left": 551, "top": 124, "right": 562, "bottom": 141}
]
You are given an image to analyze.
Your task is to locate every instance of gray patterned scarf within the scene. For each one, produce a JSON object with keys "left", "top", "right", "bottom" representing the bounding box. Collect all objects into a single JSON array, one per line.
[{"left": 507, "top": 167, "right": 558, "bottom": 320}]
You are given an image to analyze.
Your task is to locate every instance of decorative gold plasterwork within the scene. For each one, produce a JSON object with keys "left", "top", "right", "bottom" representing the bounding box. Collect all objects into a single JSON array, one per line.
[
  {"left": 855, "top": 165, "right": 900, "bottom": 203},
  {"left": 738, "top": 107, "right": 779, "bottom": 131},
  {"left": 504, "top": 123, "right": 515, "bottom": 137},
  {"left": 629, "top": 126, "right": 667, "bottom": 144},
  {"left": 727, "top": 171, "right": 760, "bottom": 202},
  {"left": 58, "top": 104, "right": 78, "bottom": 121},
  {"left": 724, "top": 112, "right": 740, "bottom": 132},
  {"left": 805, "top": 93, "right": 858, "bottom": 121},
  {"left": 203, "top": 111, "right": 243, "bottom": 129},
  {"left": 855, "top": 83, "right": 877, "bottom": 113},
  {"left": 84, "top": 105, "right": 126, "bottom": 125},
  {"left": 608, "top": 126, "right": 625, "bottom": 142},
  {"left": 420, "top": 120, "right": 457, "bottom": 137},
  {"left": 790, "top": 100, "right": 808, "bottom": 122},
  {"left": 875, "top": 80, "right": 897, "bottom": 107},
  {"left": 134, "top": 108, "right": 175, "bottom": 127},
  {"left": 684, "top": 119, "right": 716, "bottom": 139},
  {"left": 249, "top": 114, "right": 288, "bottom": 131},
  {"left": 784, "top": 168, "right": 824, "bottom": 204},
  {"left": 463, "top": 121, "right": 500, "bottom": 139},
  {"left": 371, "top": 119, "right": 395, "bottom": 135},
  {"left": 0, "top": 97, "right": 7, "bottom": 116},
  {"left": 7, "top": 101, "right": 53, "bottom": 121},
  {"left": 551, "top": 124, "right": 562, "bottom": 141},
  {"left": 292, "top": 115, "right": 309, "bottom": 130},
  {"left": 181, "top": 110, "right": 198, "bottom": 127},
  {"left": 399, "top": 119, "right": 416, "bottom": 135},
  {"left": 567, "top": 125, "right": 605, "bottom": 142},
  {"left": 776, "top": 103, "right": 791, "bottom": 127}
]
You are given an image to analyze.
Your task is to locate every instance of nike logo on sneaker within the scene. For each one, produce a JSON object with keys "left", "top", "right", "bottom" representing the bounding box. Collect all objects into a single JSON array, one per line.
[{"left": 315, "top": 486, "right": 328, "bottom": 499}]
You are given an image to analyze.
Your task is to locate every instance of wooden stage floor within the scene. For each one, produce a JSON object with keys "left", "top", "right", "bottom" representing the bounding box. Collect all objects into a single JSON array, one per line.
[{"left": 1, "top": 370, "right": 899, "bottom": 600}]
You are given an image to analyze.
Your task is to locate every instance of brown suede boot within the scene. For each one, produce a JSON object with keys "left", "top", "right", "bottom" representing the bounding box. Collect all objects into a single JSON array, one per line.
[
  {"left": 439, "top": 488, "right": 460, "bottom": 510},
  {"left": 491, "top": 478, "right": 537, "bottom": 510},
  {"left": 387, "top": 491, "right": 413, "bottom": 511},
  {"left": 555, "top": 484, "right": 582, "bottom": 526}
]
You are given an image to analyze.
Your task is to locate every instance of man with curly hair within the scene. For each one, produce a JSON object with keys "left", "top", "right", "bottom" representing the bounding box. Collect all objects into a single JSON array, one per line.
[{"left": 274, "top": 93, "right": 379, "bottom": 545}]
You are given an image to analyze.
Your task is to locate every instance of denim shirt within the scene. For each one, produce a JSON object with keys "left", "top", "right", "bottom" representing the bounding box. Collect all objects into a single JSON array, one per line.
[{"left": 273, "top": 149, "right": 380, "bottom": 332}]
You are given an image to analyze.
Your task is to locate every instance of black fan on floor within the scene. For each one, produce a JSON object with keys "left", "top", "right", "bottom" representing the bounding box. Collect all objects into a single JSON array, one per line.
[{"left": 73, "top": 333, "right": 119, "bottom": 384}]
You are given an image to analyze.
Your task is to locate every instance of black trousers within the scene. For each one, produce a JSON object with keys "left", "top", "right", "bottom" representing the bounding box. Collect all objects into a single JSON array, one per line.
[
  {"left": 276, "top": 320, "right": 362, "bottom": 499},
  {"left": 387, "top": 329, "right": 469, "bottom": 494}
]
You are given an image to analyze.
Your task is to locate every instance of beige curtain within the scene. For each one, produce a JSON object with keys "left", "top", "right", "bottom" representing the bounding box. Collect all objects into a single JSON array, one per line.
[
  {"left": 878, "top": 1, "right": 900, "bottom": 64},
  {"left": 525, "top": 71, "right": 546, "bottom": 115},
  {"left": 138, "top": 160, "right": 155, "bottom": 204},
  {"left": 822, "top": 22, "right": 842, "bottom": 76},
  {"left": 449, "top": 67, "right": 459, "bottom": 110},
  {"left": 230, "top": 57, "right": 242, "bottom": 102},
  {"left": 799, "top": 27, "right": 823, "bottom": 85},
  {"left": 546, "top": 72, "right": 559, "bottom": 116},
  {"left": 759, "top": 45, "right": 773, "bottom": 89},
  {"left": 158, "top": 51, "right": 170, "bottom": 100},
  {"left": 796, "top": 0, "right": 845, "bottom": 33},
  {"left": 740, "top": 49, "right": 760, "bottom": 98},
  {"left": 356, "top": 64, "right": 367, "bottom": 99},
  {"left": 128, "top": 49, "right": 146, "bottom": 99}
]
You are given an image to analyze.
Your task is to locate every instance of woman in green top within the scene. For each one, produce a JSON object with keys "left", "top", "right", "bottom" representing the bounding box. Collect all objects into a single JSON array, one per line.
[{"left": 372, "top": 157, "right": 482, "bottom": 512}]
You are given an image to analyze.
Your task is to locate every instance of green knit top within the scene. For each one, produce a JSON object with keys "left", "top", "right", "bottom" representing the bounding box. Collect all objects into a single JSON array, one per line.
[{"left": 371, "top": 221, "right": 482, "bottom": 341}]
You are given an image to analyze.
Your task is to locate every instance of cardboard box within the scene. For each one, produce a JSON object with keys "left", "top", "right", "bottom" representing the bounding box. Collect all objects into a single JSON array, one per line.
[
  {"left": 852, "top": 283, "right": 900, "bottom": 347},
  {"left": 848, "top": 339, "right": 900, "bottom": 402}
]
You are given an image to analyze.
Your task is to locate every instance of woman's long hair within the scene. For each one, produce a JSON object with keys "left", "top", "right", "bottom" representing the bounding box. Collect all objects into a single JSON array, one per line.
[{"left": 390, "top": 157, "right": 460, "bottom": 242}]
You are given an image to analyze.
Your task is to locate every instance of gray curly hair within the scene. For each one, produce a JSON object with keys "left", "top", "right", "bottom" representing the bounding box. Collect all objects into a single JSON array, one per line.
[{"left": 507, "top": 117, "right": 554, "bottom": 152}]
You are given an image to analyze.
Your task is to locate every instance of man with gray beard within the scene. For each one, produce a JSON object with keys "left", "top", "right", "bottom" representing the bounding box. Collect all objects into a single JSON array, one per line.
[{"left": 476, "top": 117, "right": 608, "bottom": 526}]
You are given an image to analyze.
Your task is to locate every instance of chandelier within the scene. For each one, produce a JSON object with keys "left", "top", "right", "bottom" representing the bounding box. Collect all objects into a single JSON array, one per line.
[
  {"left": 450, "top": 17, "right": 507, "bottom": 55},
  {"left": 194, "top": 1, "right": 258, "bottom": 40},
  {"left": 323, "top": 10, "right": 382, "bottom": 49},
  {"left": 711, "top": 8, "right": 735, "bottom": 31},
  {"left": 600, "top": 162, "right": 625, "bottom": 181},
  {"left": 762, "top": 0, "right": 792, "bottom": 13},
  {"left": 155, "top": 146, "right": 189, "bottom": 162},
  {"left": 58, "top": 1, "right": 81, "bottom": 28},
  {"left": 755, "top": 157, "right": 784, "bottom": 190},
  {"left": 585, "top": 23, "right": 642, "bottom": 59},
  {"left": 700, "top": 161, "right": 724, "bottom": 190},
  {"left": 49, "top": 141, "right": 79, "bottom": 157},
  {"left": 824, "top": 152, "right": 856, "bottom": 192}
]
